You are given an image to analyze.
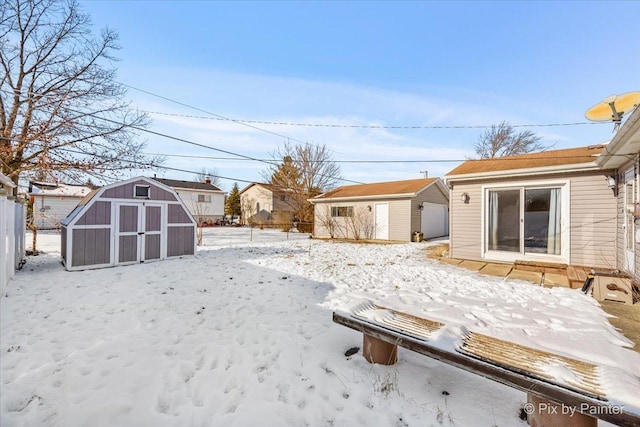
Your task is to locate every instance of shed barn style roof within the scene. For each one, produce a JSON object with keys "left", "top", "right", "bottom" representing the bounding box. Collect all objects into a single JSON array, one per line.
[
  {"left": 152, "top": 177, "right": 223, "bottom": 192},
  {"left": 311, "top": 178, "right": 439, "bottom": 200},
  {"left": 446, "top": 144, "right": 607, "bottom": 179}
]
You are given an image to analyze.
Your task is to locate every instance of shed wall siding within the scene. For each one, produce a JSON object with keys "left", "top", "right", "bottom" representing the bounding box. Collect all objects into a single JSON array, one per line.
[
  {"left": 168, "top": 204, "right": 192, "bottom": 224},
  {"left": 61, "top": 226, "right": 67, "bottom": 264},
  {"left": 76, "top": 201, "right": 111, "bottom": 226},
  {"left": 167, "top": 226, "right": 195, "bottom": 256},
  {"left": 72, "top": 228, "right": 110, "bottom": 266},
  {"left": 100, "top": 180, "right": 177, "bottom": 201}
]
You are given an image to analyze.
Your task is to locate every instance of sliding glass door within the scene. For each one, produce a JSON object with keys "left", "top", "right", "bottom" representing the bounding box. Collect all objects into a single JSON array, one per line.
[
  {"left": 488, "top": 190, "right": 520, "bottom": 252},
  {"left": 486, "top": 185, "right": 564, "bottom": 260}
]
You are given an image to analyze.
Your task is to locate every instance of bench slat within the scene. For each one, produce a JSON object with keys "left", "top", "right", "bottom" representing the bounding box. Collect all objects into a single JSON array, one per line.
[
  {"left": 460, "top": 332, "right": 605, "bottom": 398},
  {"left": 332, "top": 310, "right": 640, "bottom": 426}
]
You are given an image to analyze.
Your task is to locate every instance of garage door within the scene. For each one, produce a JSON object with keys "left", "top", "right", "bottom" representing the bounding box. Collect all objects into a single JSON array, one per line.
[{"left": 421, "top": 203, "right": 448, "bottom": 239}]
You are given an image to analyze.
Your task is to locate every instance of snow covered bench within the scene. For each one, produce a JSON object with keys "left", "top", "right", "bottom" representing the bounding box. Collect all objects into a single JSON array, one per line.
[{"left": 333, "top": 302, "right": 640, "bottom": 427}]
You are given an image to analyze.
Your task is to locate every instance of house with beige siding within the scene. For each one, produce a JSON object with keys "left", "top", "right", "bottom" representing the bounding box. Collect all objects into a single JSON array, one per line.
[
  {"left": 29, "top": 181, "right": 93, "bottom": 229},
  {"left": 595, "top": 106, "right": 640, "bottom": 282},
  {"left": 445, "top": 144, "right": 617, "bottom": 268},
  {"left": 309, "top": 178, "right": 449, "bottom": 242},
  {"left": 239, "top": 183, "right": 296, "bottom": 225}
]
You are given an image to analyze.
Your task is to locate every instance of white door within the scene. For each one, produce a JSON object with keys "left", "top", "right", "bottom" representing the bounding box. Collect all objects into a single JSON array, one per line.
[
  {"left": 624, "top": 169, "right": 635, "bottom": 272},
  {"left": 375, "top": 203, "right": 389, "bottom": 240},
  {"left": 115, "top": 203, "right": 141, "bottom": 264}
]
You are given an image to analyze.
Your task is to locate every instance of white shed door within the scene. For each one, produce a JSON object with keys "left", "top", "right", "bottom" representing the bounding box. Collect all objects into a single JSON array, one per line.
[
  {"left": 421, "top": 203, "right": 448, "bottom": 239},
  {"left": 375, "top": 203, "right": 389, "bottom": 240}
]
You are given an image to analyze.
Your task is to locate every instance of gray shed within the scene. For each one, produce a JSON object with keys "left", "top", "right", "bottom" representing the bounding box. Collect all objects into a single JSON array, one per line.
[{"left": 61, "top": 177, "right": 197, "bottom": 271}]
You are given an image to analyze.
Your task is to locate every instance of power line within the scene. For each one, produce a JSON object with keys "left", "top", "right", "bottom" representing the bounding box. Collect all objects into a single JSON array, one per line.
[
  {"left": 146, "top": 110, "right": 606, "bottom": 130},
  {"left": 58, "top": 148, "right": 256, "bottom": 185},
  {"left": 146, "top": 152, "right": 466, "bottom": 163},
  {"left": 148, "top": 151, "right": 635, "bottom": 163},
  {"left": 121, "top": 83, "right": 318, "bottom": 146},
  {"left": 33, "top": 102, "right": 365, "bottom": 185}
]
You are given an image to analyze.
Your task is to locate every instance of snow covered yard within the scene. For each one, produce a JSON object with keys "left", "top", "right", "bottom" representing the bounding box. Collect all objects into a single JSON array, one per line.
[{"left": 1, "top": 228, "right": 639, "bottom": 427}]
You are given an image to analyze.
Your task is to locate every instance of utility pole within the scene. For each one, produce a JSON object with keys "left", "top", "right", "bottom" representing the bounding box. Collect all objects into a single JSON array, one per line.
[{"left": 420, "top": 170, "right": 428, "bottom": 178}]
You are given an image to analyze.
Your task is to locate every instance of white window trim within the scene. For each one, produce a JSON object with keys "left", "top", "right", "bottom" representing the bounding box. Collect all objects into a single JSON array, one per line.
[{"left": 480, "top": 178, "right": 570, "bottom": 264}]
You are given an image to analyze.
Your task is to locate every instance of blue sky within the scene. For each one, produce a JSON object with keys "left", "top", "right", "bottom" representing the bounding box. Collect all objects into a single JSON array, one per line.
[{"left": 81, "top": 1, "right": 640, "bottom": 191}]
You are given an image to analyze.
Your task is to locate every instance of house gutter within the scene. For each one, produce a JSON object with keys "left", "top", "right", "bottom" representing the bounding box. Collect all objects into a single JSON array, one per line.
[
  {"left": 445, "top": 162, "right": 603, "bottom": 183},
  {"left": 308, "top": 192, "right": 416, "bottom": 204},
  {"left": 596, "top": 107, "right": 640, "bottom": 169}
]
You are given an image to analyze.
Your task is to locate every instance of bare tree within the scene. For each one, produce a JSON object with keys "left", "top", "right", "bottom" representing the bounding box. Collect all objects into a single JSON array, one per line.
[
  {"left": 0, "top": 0, "right": 162, "bottom": 193},
  {"left": 314, "top": 205, "right": 338, "bottom": 238},
  {"left": 472, "top": 121, "right": 549, "bottom": 159},
  {"left": 262, "top": 142, "right": 342, "bottom": 223},
  {"left": 194, "top": 167, "right": 222, "bottom": 188},
  {"left": 346, "top": 206, "right": 375, "bottom": 240}
]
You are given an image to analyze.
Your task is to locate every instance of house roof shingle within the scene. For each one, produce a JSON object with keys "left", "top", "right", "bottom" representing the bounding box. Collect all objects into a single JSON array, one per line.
[
  {"left": 152, "top": 177, "right": 223, "bottom": 192},
  {"left": 312, "top": 178, "right": 439, "bottom": 200},
  {"left": 445, "top": 144, "right": 607, "bottom": 178},
  {"left": 239, "top": 182, "right": 292, "bottom": 195}
]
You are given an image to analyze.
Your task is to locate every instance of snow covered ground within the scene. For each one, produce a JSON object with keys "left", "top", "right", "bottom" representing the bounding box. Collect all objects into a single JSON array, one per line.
[{"left": 1, "top": 228, "right": 639, "bottom": 427}]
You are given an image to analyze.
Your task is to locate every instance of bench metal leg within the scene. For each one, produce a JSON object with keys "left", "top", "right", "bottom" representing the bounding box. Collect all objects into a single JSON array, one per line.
[
  {"left": 363, "top": 334, "right": 398, "bottom": 365},
  {"left": 527, "top": 394, "right": 597, "bottom": 427}
]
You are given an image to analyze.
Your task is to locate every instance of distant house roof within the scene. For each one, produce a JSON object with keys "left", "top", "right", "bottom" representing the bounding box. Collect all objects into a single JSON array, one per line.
[
  {"left": 29, "top": 182, "right": 93, "bottom": 198},
  {"left": 152, "top": 177, "right": 223, "bottom": 192},
  {"left": 310, "top": 178, "right": 442, "bottom": 201},
  {"left": 445, "top": 144, "right": 607, "bottom": 181},
  {"left": 239, "top": 182, "right": 291, "bottom": 195}
]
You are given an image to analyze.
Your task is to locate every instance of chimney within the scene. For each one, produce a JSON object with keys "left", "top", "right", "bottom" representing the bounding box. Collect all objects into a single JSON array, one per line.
[{"left": 204, "top": 176, "right": 211, "bottom": 184}]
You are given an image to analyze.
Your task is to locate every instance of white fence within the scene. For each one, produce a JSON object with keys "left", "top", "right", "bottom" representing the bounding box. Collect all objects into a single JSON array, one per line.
[{"left": 1, "top": 193, "right": 26, "bottom": 296}]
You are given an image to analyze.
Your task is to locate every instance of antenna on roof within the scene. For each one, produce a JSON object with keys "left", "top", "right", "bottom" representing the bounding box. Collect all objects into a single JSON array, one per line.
[
  {"left": 585, "top": 91, "right": 640, "bottom": 132},
  {"left": 420, "top": 170, "right": 428, "bottom": 178}
]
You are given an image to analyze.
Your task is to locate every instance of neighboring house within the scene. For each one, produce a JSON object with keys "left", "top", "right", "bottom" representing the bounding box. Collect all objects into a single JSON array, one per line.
[
  {"left": 595, "top": 106, "right": 640, "bottom": 282},
  {"left": 239, "top": 183, "right": 296, "bottom": 225},
  {"left": 152, "top": 177, "right": 225, "bottom": 225},
  {"left": 444, "top": 144, "right": 617, "bottom": 268},
  {"left": 309, "top": 178, "right": 449, "bottom": 242},
  {"left": 61, "top": 177, "right": 196, "bottom": 271},
  {"left": 29, "top": 181, "right": 93, "bottom": 229}
]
